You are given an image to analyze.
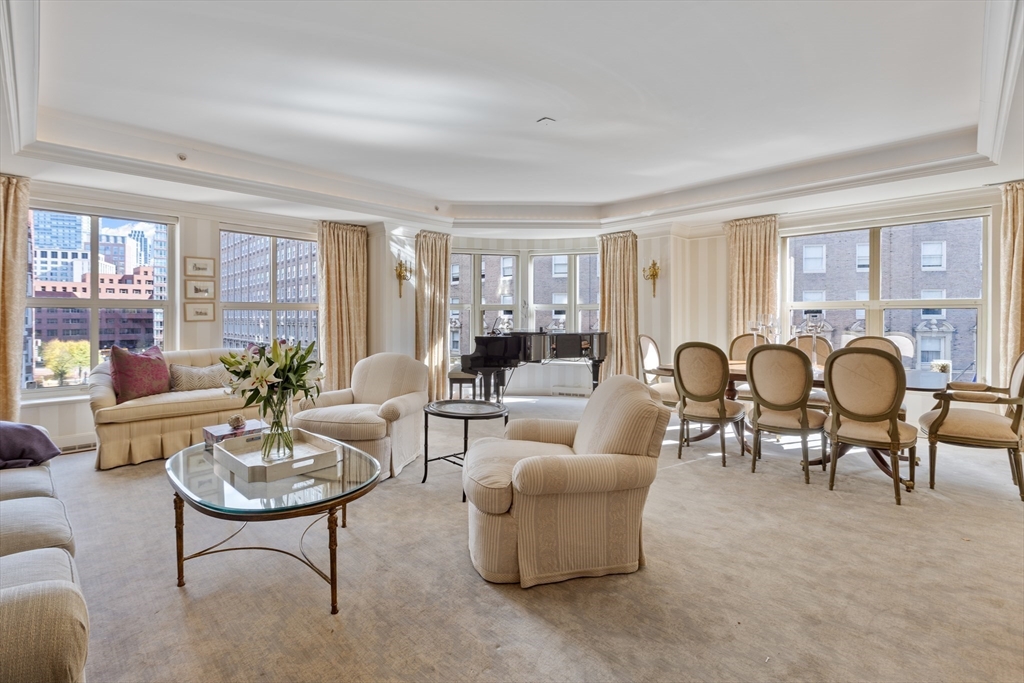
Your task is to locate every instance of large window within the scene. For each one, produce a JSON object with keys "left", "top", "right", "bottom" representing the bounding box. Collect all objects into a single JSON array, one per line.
[
  {"left": 448, "top": 253, "right": 518, "bottom": 358},
  {"left": 22, "top": 209, "right": 170, "bottom": 390},
  {"left": 220, "top": 230, "right": 317, "bottom": 349},
  {"left": 531, "top": 253, "right": 599, "bottom": 333},
  {"left": 447, "top": 250, "right": 598, "bottom": 363},
  {"left": 785, "top": 217, "right": 984, "bottom": 379}
]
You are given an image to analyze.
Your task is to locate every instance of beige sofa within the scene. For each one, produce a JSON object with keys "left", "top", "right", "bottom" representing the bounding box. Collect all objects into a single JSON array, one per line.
[
  {"left": 88, "top": 348, "right": 261, "bottom": 470},
  {"left": 0, "top": 448, "right": 89, "bottom": 683},
  {"left": 463, "top": 374, "right": 671, "bottom": 588}
]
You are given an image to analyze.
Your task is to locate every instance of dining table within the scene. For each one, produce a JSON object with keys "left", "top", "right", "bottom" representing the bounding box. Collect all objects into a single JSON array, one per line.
[{"left": 657, "top": 361, "right": 950, "bottom": 490}]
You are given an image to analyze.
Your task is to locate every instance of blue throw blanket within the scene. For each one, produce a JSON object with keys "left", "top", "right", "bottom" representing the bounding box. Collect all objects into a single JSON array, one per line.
[{"left": 0, "top": 422, "right": 61, "bottom": 468}]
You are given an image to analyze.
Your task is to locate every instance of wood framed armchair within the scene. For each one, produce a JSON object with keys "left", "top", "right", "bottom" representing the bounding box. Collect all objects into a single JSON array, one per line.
[{"left": 918, "top": 352, "right": 1024, "bottom": 501}]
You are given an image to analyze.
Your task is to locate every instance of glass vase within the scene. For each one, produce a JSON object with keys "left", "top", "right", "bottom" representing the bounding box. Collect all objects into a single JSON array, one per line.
[{"left": 260, "top": 388, "right": 295, "bottom": 462}]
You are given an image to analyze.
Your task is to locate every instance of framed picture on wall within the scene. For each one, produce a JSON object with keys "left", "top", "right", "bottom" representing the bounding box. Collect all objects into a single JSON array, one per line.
[
  {"left": 184, "top": 256, "right": 215, "bottom": 278},
  {"left": 184, "top": 302, "right": 216, "bottom": 322},
  {"left": 184, "top": 279, "right": 215, "bottom": 299}
]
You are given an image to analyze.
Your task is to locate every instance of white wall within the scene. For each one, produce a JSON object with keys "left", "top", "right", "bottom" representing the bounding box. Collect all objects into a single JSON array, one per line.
[{"left": 367, "top": 223, "right": 416, "bottom": 356}]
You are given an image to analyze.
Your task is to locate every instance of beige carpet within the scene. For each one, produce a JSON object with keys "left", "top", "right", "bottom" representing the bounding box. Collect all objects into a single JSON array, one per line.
[{"left": 49, "top": 396, "right": 1023, "bottom": 683}]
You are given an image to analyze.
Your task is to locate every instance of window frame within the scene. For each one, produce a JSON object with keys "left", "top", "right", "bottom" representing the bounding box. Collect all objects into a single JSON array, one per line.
[
  {"left": 780, "top": 210, "right": 989, "bottom": 378},
  {"left": 530, "top": 251, "right": 599, "bottom": 333},
  {"left": 218, "top": 228, "right": 318, "bottom": 349},
  {"left": 22, "top": 205, "right": 175, "bottom": 397},
  {"left": 920, "top": 289, "right": 946, "bottom": 320},
  {"left": 447, "top": 248, "right": 599, "bottom": 364}
]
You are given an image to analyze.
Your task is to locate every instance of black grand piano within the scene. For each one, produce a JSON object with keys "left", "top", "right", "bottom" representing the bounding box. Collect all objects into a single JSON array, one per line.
[{"left": 461, "top": 330, "right": 609, "bottom": 402}]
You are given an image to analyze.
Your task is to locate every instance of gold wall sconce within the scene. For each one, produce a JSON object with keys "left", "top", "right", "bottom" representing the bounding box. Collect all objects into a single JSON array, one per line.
[
  {"left": 642, "top": 259, "right": 660, "bottom": 297},
  {"left": 395, "top": 259, "right": 412, "bottom": 298}
]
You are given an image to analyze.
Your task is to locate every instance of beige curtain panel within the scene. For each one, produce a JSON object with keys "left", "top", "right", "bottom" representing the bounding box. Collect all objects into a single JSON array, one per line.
[
  {"left": 415, "top": 230, "right": 452, "bottom": 401},
  {"left": 725, "top": 215, "right": 779, "bottom": 341},
  {"left": 1001, "top": 181, "right": 1024, "bottom": 385},
  {"left": 317, "top": 221, "right": 368, "bottom": 391},
  {"left": 0, "top": 175, "right": 31, "bottom": 422},
  {"left": 598, "top": 230, "right": 639, "bottom": 380}
]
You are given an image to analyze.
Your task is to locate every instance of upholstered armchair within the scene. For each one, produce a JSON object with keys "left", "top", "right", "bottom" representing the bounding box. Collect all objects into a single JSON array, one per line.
[
  {"left": 787, "top": 335, "right": 834, "bottom": 412},
  {"left": 462, "top": 374, "right": 671, "bottom": 588},
  {"left": 918, "top": 352, "right": 1024, "bottom": 501},
  {"left": 293, "top": 353, "right": 428, "bottom": 480}
]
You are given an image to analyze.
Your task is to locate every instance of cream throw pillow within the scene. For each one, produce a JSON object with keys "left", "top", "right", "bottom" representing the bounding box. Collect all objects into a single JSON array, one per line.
[{"left": 170, "top": 363, "right": 232, "bottom": 392}]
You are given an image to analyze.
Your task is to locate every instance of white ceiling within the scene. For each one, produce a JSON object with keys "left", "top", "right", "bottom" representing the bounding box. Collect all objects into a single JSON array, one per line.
[{"left": 1, "top": 0, "right": 1022, "bottom": 231}]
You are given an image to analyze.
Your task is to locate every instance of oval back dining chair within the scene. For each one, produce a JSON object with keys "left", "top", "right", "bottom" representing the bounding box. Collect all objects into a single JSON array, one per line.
[
  {"left": 787, "top": 335, "right": 834, "bottom": 412},
  {"left": 728, "top": 333, "right": 766, "bottom": 361},
  {"left": 845, "top": 335, "right": 901, "bottom": 358},
  {"left": 786, "top": 335, "right": 834, "bottom": 363},
  {"left": 746, "top": 344, "right": 828, "bottom": 484},
  {"left": 846, "top": 336, "right": 908, "bottom": 419},
  {"left": 918, "top": 351, "right": 1024, "bottom": 502},
  {"left": 638, "top": 334, "right": 678, "bottom": 407},
  {"left": 673, "top": 342, "right": 745, "bottom": 466},
  {"left": 824, "top": 347, "right": 918, "bottom": 505}
]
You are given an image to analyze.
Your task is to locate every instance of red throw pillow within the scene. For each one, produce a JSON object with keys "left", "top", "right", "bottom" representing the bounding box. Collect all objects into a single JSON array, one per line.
[{"left": 110, "top": 346, "right": 170, "bottom": 404}]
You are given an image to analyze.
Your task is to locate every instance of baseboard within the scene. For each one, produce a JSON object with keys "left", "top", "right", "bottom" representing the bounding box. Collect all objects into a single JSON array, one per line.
[
  {"left": 551, "top": 385, "right": 591, "bottom": 398},
  {"left": 53, "top": 432, "right": 98, "bottom": 454}
]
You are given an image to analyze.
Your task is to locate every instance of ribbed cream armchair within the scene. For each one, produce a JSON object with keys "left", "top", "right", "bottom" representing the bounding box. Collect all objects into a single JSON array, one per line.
[
  {"left": 293, "top": 353, "right": 428, "bottom": 481},
  {"left": 462, "top": 374, "right": 671, "bottom": 588}
]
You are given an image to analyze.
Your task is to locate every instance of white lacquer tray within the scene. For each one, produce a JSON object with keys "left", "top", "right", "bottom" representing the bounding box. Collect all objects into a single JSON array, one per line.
[{"left": 212, "top": 428, "right": 340, "bottom": 483}]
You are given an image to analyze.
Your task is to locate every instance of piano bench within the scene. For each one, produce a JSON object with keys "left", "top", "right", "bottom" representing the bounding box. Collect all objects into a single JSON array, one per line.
[{"left": 448, "top": 370, "right": 478, "bottom": 400}]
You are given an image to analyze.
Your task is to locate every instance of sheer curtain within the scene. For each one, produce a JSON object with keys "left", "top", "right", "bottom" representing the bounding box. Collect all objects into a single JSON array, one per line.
[
  {"left": 415, "top": 230, "right": 452, "bottom": 401},
  {"left": 724, "top": 215, "right": 779, "bottom": 341},
  {"left": 598, "top": 230, "right": 639, "bottom": 380},
  {"left": 318, "top": 221, "right": 367, "bottom": 391},
  {"left": 0, "top": 175, "right": 30, "bottom": 421},
  {"left": 1001, "top": 181, "right": 1024, "bottom": 384}
]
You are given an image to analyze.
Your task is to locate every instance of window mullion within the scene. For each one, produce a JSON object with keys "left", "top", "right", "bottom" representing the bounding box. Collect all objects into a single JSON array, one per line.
[{"left": 866, "top": 227, "right": 883, "bottom": 336}]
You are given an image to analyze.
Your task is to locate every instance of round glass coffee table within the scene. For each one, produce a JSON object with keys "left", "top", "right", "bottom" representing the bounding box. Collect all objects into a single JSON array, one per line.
[
  {"left": 165, "top": 440, "right": 380, "bottom": 614},
  {"left": 422, "top": 400, "right": 509, "bottom": 495}
]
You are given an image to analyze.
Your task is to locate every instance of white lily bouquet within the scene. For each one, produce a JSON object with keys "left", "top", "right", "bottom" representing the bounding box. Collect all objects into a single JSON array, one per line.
[{"left": 220, "top": 340, "right": 323, "bottom": 461}]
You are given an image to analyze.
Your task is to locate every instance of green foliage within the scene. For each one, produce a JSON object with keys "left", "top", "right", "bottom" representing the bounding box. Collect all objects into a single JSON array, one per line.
[{"left": 41, "top": 339, "right": 91, "bottom": 386}]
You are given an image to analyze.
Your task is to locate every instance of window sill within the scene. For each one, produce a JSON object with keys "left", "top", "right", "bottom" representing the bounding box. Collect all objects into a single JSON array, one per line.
[{"left": 21, "top": 391, "right": 90, "bottom": 408}]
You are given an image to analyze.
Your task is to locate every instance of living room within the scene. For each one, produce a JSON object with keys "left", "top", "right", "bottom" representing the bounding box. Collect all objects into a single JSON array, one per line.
[{"left": 1, "top": 2, "right": 1023, "bottom": 682}]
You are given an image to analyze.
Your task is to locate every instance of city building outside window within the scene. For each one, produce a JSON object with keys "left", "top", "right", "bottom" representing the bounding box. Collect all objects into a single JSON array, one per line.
[
  {"left": 921, "top": 241, "right": 946, "bottom": 270},
  {"left": 802, "top": 245, "right": 826, "bottom": 273},
  {"left": 219, "top": 230, "right": 317, "bottom": 350},
  {"left": 450, "top": 263, "right": 460, "bottom": 285},
  {"left": 447, "top": 250, "right": 599, "bottom": 361},
  {"left": 21, "top": 209, "right": 169, "bottom": 391},
  {"left": 532, "top": 253, "right": 599, "bottom": 333},
  {"left": 785, "top": 217, "right": 984, "bottom": 377},
  {"left": 921, "top": 289, "right": 946, "bottom": 319},
  {"left": 552, "top": 255, "right": 568, "bottom": 278},
  {"left": 856, "top": 243, "right": 869, "bottom": 272}
]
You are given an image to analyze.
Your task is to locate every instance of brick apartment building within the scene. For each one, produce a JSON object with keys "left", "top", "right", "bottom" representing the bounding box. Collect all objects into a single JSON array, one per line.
[
  {"left": 26, "top": 266, "right": 161, "bottom": 387},
  {"left": 790, "top": 218, "right": 982, "bottom": 376}
]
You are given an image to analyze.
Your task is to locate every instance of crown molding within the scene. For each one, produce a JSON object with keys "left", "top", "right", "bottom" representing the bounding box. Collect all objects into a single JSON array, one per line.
[
  {"left": 978, "top": 0, "right": 1024, "bottom": 163},
  {"left": 0, "top": 0, "right": 38, "bottom": 152},
  {"left": 778, "top": 185, "right": 1002, "bottom": 236},
  {"left": 0, "top": 0, "right": 1009, "bottom": 232}
]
